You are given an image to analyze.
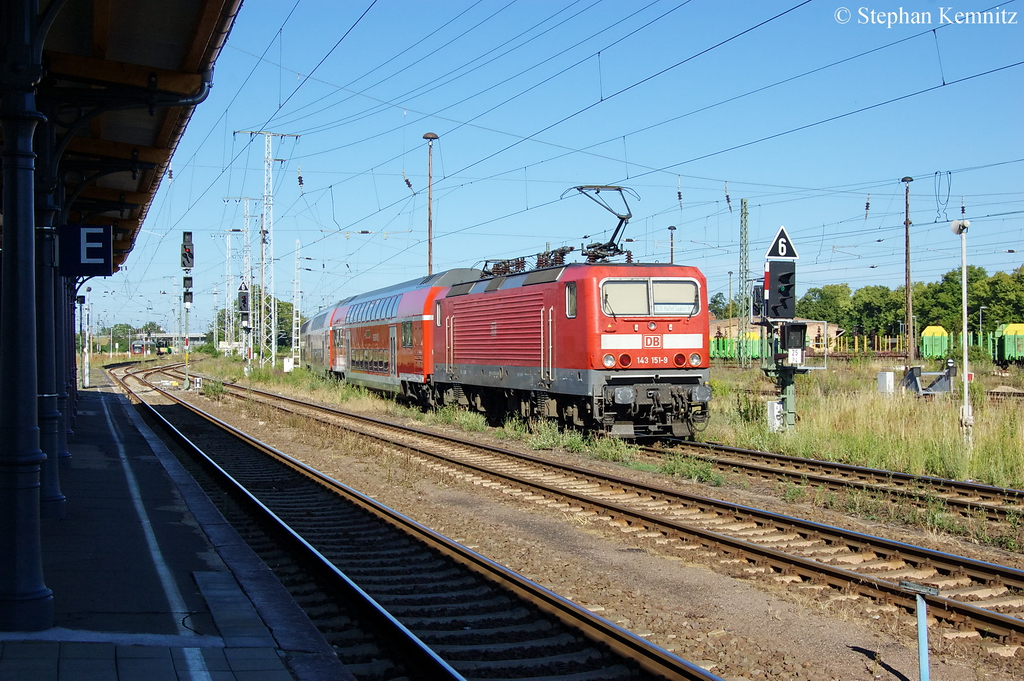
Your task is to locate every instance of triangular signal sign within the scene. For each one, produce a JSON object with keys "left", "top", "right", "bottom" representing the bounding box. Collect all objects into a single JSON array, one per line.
[{"left": 765, "top": 226, "right": 799, "bottom": 260}]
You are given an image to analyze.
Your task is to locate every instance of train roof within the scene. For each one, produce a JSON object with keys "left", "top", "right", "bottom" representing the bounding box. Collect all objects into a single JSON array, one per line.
[
  {"left": 306, "top": 268, "right": 484, "bottom": 320},
  {"left": 307, "top": 261, "right": 703, "bottom": 320},
  {"left": 446, "top": 261, "right": 704, "bottom": 297},
  {"left": 337, "top": 268, "right": 484, "bottom": 306}
]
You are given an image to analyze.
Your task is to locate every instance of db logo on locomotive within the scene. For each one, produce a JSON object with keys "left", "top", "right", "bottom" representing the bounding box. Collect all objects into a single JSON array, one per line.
[{"left": 643, "top": 335, "right": 662, "bottom": 349}]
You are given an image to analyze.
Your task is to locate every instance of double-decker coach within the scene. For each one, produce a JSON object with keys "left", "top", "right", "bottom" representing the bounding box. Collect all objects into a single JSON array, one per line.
[{"left": 301, "top": 268, "right": 481, "bottom": 394}]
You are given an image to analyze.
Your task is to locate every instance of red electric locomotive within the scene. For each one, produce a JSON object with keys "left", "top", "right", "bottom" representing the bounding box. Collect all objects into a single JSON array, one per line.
[{"left": 302, "top": 262, "right": 711, "bottom": 438}]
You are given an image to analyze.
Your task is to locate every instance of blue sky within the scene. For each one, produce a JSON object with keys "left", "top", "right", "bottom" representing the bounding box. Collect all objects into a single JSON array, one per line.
[{"left": 93, "top": 0, "right": 1023, "bottom": 333}]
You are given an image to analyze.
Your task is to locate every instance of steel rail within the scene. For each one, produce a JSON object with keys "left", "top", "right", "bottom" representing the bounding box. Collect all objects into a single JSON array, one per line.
[
  {"left": 112, "top": 366, "right": 467, "bottom": 681},
  {"left": 653, "top": 440, "right": 1024, "bottom": 519},
  {"left": 116, "top": 365, "right": 722, "bottom": 681},
  {"left": 191, "top": 374, "right": 1024, "bottom": 644}
]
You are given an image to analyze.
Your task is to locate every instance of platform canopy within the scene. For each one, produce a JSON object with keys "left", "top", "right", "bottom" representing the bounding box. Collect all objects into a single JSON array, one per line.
[{"left": 0, "top": 0, "right": 242, "bottom": 272}]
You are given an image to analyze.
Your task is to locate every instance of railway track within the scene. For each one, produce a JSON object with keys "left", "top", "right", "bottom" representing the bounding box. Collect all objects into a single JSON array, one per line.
[
  {"left": 172, "top": 367, "right": 1024, "bottom": 655},
  {"left": 112, "top": 364, "right": 720, "bottom": 681},
  {"left": 641, "top": 440, "right": 1024, "bottom": 524}
]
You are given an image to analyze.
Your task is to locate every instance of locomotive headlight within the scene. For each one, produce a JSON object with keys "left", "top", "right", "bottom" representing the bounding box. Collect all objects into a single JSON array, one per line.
[
  {"left": 674, "top": 353, "right": 686, "bottom": 367},
  {"left": 603, "top": 354, "right": 616, "bottom": 368},
  {"left": 688, "top": 352, "right": 701, "bottom": 366},
  {"left": 648, "top": 321, "right": 657, "bottom": 330},
  {"left": 619, "top": 354, "right": 632, "bottom": 367}
]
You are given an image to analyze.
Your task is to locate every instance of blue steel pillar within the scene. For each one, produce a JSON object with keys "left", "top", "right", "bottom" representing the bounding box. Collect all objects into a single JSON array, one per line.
[
  {"left": 0, "top": 0, "right": 54, "bottom": 631},
  {"left": 35, "top": 106, "right": 66, "bottom": 519},
  {"left": 54, "top": 272, "right": 72, "bottom": 460}
]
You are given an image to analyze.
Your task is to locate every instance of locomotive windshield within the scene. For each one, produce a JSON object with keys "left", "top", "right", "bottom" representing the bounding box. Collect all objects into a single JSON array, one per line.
[{"left": 601, "top": 278, "right": 699, "bottom": 317}]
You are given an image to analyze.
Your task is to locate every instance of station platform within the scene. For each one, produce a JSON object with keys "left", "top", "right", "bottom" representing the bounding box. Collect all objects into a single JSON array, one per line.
[{"left": 0, "top": 381, "right": 353, "bottom": 681}]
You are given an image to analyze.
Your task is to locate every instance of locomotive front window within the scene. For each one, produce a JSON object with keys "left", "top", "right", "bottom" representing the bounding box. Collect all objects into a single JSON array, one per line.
[
  {"left": 601, "top": 278, "right": 700, "bottom": 317},
  {"left": 601, "top": 280, "right": 649, "bottom": 316},
  {"left": 653, "top": 280, "right": 699, "bottom": 316}
]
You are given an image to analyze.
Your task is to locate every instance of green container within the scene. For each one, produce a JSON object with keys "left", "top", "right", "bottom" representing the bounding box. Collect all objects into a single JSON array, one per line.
[
  {"left": 919, "top": 326, "right": 949, "bottom": 359},
  {"left": 997, "top": 323, "right": 1024, "bottom": 363}
]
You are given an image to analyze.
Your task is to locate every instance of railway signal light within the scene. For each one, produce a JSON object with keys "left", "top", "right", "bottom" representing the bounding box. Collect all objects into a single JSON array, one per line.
[
  {"left": 238, "top": 288, "right": 250, "bottom": 313},
  {"left": 780, "top": 322, "right": 806, "bottom": 350},
  {"left": 766, "top": 260, "right": 796, "bottom": 319},
  {"left": 183, "top": 276, "right": 193, "bottom": 289},
  {"left": 181, "top": 231, "right": 194, "bottom": 270},
  {"left": 183, "top": 291, "right": 193, "bottom": 305},
  {"left": 750, "top": 283, "right": 764, "bottom": 318}
]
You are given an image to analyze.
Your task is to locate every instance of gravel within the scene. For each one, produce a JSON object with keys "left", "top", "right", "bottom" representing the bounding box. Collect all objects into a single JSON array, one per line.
[{"left": 179, "top": 388, "right": 1023, "bottom": 681}]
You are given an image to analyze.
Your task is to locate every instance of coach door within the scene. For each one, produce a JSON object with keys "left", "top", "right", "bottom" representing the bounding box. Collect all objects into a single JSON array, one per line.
[{"left": 389, "top": 325, "right": 397, "bottom": 378}]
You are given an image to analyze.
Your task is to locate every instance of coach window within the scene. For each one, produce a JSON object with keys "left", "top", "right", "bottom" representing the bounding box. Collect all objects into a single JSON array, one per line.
[
  {"left": 435, "top": 301, "right": 442, "bottom": 326},
  {"left": 565, "top": 282, "right": 577, "bottom": 318},
  {"left": 402, "top": 321, "right": 413, "bottom": 347},
  {"left": 652, "top": 279, "right": 699, "bottom": 316}
]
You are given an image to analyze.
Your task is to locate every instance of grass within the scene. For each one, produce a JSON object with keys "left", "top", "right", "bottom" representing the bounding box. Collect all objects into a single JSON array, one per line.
[
  {"left": 706, "top": 358, "right": 1024, "bottom": 489},
  {"left": 196, "top": 355, "right": 1024, "bottom": 489},
  {"left": 191, "top": 353, "right": 1024, "bottom": 547},
  {"left": 661, "top": 456, "right": 724, "bottom": 485}
]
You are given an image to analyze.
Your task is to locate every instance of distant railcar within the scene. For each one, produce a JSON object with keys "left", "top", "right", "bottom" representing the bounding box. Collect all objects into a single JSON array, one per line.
[
  {"left": 303, "top": 263, "right": 712, "bottom": 438},
  {"left": 919, "top": 326, "right": 950, "bottom": 359},
  {"left": 995, "top": 323, "right": 1024, "bottom": 367}
]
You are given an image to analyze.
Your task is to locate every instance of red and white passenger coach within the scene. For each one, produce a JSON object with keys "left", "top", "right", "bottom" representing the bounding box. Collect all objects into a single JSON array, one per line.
[{"left": 302, "top": 261, "right": 712, "bottom": 438}]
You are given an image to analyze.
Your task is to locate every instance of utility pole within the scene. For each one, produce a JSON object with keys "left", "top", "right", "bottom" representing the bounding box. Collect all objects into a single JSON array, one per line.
[
  {"left": 292, "top": 240, "right": 300, "bottom": 365},
  {"left": 235, "top": 131, "right": 299, "bottom": 368},
  {"left": 423, "top": 132, "right": 438, "bottom": 275},
  {"left": 224, "top": 197, "right": 257, "bottom": 364},
  {"left": 738, "top": 198, "right": 750, "bottom": 368},
  {"left": 903, "top": 177, "right": 915, "bottom": 362},
  {"left": 212, "top": 284, "right": 218, "bottom": 351}
]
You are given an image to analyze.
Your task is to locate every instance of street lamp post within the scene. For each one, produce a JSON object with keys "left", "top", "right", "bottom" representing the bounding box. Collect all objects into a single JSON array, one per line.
[
  {"left": 727, "top": 271, "right": 733, "bottom": 323},
  {"left": 951, "top": 219, "right": 972, "bottom": 445},
  {"left": 82, "top": 287, "right": 91, "bottom": 388},
  {"left": 902, "top": 176, "right": 915, "bottom": 362},
  {"left": 423, "top": 132, "right": 438, "bottom": 276}
]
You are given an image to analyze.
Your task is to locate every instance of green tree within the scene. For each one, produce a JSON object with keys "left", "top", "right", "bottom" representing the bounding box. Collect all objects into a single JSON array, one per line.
[
  {"left": 914, "top": 265, "right": 990, "bottom": 336},
  {"left": 849, "top": 285, "right": 903, "bottom": 335},
  {"left": 795, "top": 284, "right": 852, "bottom": 329},
  {"left": 708, "top": 292, "right": 728, "bottom": 319},
  {"left": 982, "top": 267, "right": 1024, "bottom": 332}
]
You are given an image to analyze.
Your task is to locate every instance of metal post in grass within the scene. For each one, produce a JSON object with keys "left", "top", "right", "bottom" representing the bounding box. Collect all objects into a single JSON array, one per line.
[
  {"left": 901, "top": 580, "right": 938, "bottom": 681},
  {"left": 951, "top": 219, "right": 972, "bottom": 446}
]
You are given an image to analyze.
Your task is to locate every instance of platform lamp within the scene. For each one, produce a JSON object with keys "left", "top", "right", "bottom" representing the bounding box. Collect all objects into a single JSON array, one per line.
[
  {"left": 423, "top": 132, "right": 438, "bottom": 276},
  {"left": 951, "top": 218, "right": 972, "bottom": 445}
]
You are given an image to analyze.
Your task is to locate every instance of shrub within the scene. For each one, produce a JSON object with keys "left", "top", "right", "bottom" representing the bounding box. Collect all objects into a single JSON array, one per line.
[
  {"left": 201, "top": 379, "right": 225, "bottom": 401},
  {"left": 662, "top": 456, "right": 723, "bottom": 485}
]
